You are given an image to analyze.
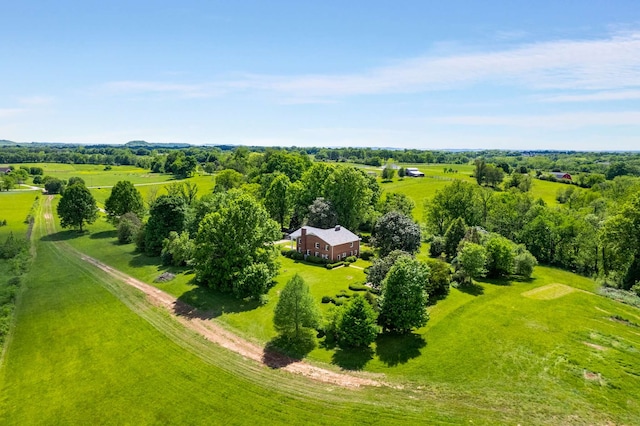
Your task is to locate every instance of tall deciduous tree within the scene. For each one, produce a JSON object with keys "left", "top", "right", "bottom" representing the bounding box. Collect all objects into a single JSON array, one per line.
[
  {"left": 456, "top": 243, "right": 487, "bottom": 284},
  {"left": 273, "top": 274, "right": 321, "bottom": 338},
  {"left": 306, "top": 197, "right": 338, "bottom": 229},
  {"left": 373, "top": 211, "right": 421, "bottom": 257},
  {"left": 144, "top": 195, "right": 187, "bottom": 255},
  {"left": 366, "top": 250, "right": 412, "bottom": 290},
  {"left": 193, "top": 190, "right": 280, "bottom": 298},
  {"left": 444, "top": 217, "right": 467, "bottom": 260},
  {"left": 378, "top": 192, "right": 415, "bottom": 217},
  {"left": 57, "top": 184, "right": 98, "bottom": 232},
  {"left": 105, "top": 180, "right": 145, "bottom": 223},
  {"left": 213, "top": 169, "right": 244, "bottom": 192},
  {"left": 424, "top": 180, "right": 481, "bottom": 235},
  {"left": 379, "top": 257, "right": 430, "bottom": 333},
  {"left": 324, "top": 166, "right": 374, "bottom": 231},
  {"left": 264, "top": 173, "right": 291, "bottom": 229}
]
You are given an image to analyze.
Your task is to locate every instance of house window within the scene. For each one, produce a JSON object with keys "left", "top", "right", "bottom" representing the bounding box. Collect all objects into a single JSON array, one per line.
[
  {"left": 336, "top": 254, "right": 341, "bottom": 260},
  {"left": 306, "top": 250, "right": 310, "bottom": 255},
  {"left": 343, "top": 252, "right": 346, "bottom": 257},
  {"left": 298, "top": 248, "right": 301, "bottom": 253},
  {"left": 298, "top": 238, "right": 301, "bottom": 244},
  {"left": 325, "top": 244, "right": 329, "bottom": 251},
  {"left": 350, "top": 251, "right": 353, "bottom": 256},
  {"left": 315, "top": 251, "right": 319, "bottom": 257},
  {"left": 315, "top": 242, "right": 319, "bottom": 249},
  {"left": 350, "top": 242, "right": 354, "bottom": 248},
  {"left": 354, "top": 250, "right": 358, "bottom": 256}
]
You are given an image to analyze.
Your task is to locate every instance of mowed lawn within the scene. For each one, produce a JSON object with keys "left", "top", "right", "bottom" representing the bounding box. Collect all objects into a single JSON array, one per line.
[
  {"left": 60, "top": 212, "right": 640, "bottom": 424},
  {"left": 1, "top": 204, "right": 461, "bottom": 425},
  {"left": 0, "top": 191, "right": 39, "bottom": 239}
]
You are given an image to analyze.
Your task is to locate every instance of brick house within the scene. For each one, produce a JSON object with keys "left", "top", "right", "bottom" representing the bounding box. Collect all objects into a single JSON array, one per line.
[{"left": 289, "top": 225, "right": 360, "bottom": 262}]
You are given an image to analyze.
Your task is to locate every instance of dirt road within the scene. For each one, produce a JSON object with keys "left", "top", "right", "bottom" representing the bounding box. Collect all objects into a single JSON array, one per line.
[{"left": 41, "top": 196, "right": 382, "bottom": 389}]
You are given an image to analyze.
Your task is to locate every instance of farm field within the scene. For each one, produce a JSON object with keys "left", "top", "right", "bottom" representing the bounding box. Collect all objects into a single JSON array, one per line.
[
  {"left": 0, "top": 191, "right": 39, "bottom": 240},
  {"left": 5, "top": 163, "right": 176, "bottom": 187}
]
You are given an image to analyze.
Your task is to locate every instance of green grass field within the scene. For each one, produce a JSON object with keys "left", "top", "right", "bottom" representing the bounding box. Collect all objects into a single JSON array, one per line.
[
  {"left": 2, "top": 164, "right": 640, "bottom": 424},
  {"left": 55, "top": 213, "right": 640, "bottom": 423},
  {"left": 0, "top": 192, "right": 39, "bottom": 240}
]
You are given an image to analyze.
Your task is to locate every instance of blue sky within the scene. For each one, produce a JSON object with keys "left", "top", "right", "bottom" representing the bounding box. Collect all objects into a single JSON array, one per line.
[{"left": 1, "top": 1, "right": 640, "bottom": 150}]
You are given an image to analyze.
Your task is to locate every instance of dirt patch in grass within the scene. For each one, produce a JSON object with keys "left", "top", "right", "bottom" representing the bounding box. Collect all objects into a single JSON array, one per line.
[
  {"left": 521, "top": 283, "right": 576, "bottom": 300},
  {"left": 583, "top": 341, "right": 607, "bottom": 351}
]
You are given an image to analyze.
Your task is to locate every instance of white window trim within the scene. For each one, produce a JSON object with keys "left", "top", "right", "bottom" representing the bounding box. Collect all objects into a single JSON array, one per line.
[{"left": 315, "top": 242, "right": 320, "bottom": 249}]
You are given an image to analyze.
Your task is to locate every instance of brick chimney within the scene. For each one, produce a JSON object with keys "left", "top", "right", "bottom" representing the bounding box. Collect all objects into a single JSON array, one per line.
[
  {"left": 335, "top": 225, "right": 341, "bottom": 231},
  {"left": 301, "top": 228, "right": 307, "bottom": 236}
]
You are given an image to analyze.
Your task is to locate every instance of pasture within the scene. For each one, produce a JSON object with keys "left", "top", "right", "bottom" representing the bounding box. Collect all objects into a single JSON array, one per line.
[{"left": 0, "top": 191, "right": 39, "bottom": 240}]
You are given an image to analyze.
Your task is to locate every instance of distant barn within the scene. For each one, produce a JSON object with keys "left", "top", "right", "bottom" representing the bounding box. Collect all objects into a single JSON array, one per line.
[
  {"left": 405, "top": 167, "right": 425, "bottom": 177},
  {"left": 0, "top": 167, "right": 11, "bottom": 174},
  {"left": 552, "top": 172, "right": 572, "bottom": 180}
]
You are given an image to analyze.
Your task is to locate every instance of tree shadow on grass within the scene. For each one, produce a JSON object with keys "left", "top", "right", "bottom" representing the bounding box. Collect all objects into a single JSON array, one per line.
[
  {"left": 375, "top": 332, "right": 426, "bottom": 367},
  {"left": 456, "top": 282, "right": 485, "bottom": 296},
  {"left": 40, "top": 229, "right": 85, "bottom": 242},
  {"left": 331, "top": 346, "right": 374, "bottom": 370},
  {"left": 263, "top": 330, "right": 317, "bottom": 368},
  {"left": 175, "top": 284, "right": 261, "bottom": 318},
  {"left": 479, "top": 276, "right": 513, "bottom": 287},
  {"left": 89, "top": 230, "right": 117, "bottom": 240}
]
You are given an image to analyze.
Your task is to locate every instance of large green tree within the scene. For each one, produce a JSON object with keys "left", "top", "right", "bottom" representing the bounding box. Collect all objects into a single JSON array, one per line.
[
  {"left": 306, "top": 197, "right": 338, "bottom": 229},
  {"left": 144, "top": 195, "right": 187, "bottom": 255},
  {"left": 602, "top": 193, "right": 640, "bottom": 289},
  {"left": 193, "top": 190, "right": 280, "bottom": 298},
  {"left": 424, "top": 180, "right": 481, "bottom": 235},
  {"left": 57, "top": 184, "right": 98, "bottom": 232},
  {"left": 264, "top": 173, "right": 291, "bottom": 229},
  {"left": 324, "top": 166, "right": 374, "bottom": 230},
  {"left": 373, "top": 211, "right": 421, "bottom": 257},
  {"left": 456, "top": 243, "right": 487, "bottom": 284},
  {"left": 379, "top": 257, "right": 430, "bottom": 333},
  {"left": 105, "top": 180, "right": 145, "bottom": 223},
  {"left": 273, "top": 274, "right": 321, "bottom": 338}
]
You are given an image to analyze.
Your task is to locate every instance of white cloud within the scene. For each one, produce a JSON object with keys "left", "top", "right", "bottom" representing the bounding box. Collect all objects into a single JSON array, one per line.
[
  {"left": 429, "top": 111, "right": 640, "bottom": 128},
  {"left": 540, "top": 90, "right": 640, "bottom": 103},
  {"left": 0, "top": 108, "right": 24, "bottom": 118},
  {"left": 18, "top": 96, "right": 54, "bottom": 106},
  {"left": 99, "top": 31, "right": 640, "bottom": 103}
]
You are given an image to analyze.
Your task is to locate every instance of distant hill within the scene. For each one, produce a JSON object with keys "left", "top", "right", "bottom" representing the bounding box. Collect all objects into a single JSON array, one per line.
[
  {"left": 125, "top": 140, "right": 191, "bottom": 148},
  {"left": 0, "top": 139, "right": 17, "bottom": 145}
]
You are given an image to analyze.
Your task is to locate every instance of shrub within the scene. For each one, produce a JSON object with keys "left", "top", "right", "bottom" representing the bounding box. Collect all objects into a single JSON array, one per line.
[
  {"left": 306, "top": 255, "right": 324, "bottom": 264},
  {"left": 321, "top": 295, "right": 332, "bottom": 304},
  {"left": 360, "top": 249, "right": 374, "bottom": 260},
  {"left": 117, "top": 212, "right": 142, "bottom": 244},
  {"left": 161, "top": 231, "right": 195, "bottom": 267},
  {"left": 336, "top": 295, "right": 379, "bottom": 347},
  {"left": 514, "top": 251, "right": 538, "bottom": 278},
  {"left": 32, "top": 175, "right": 43, "bottom": 185},
  {"left": 345, "top": 256, "right": 357, "bottom": 263},
  {"left": 348, "top": 283, "right": 369, "bottom": 292},
  {"left": 134, "top": 223, "right": 147, "bottom": 252},
  {"left": 333, "top": 298, "right": 345, "bottom": 306},
  {"left": 424, "top": 258, "right": 451, "bottom": 299},
  {"left": 292, "top": 252, "right": 304, "bottom": 261},
  {"left": 631, "top": 283, "right": 640, "bottom": 297},
  {"left": 326, "top": 261, "right": 344, "bottom": 269},
  {"left": 280, "top": 248, "right": 297, "bottom": 258},
  {"left": 429, "top": 236, "right": 445, "bottom": 257}
]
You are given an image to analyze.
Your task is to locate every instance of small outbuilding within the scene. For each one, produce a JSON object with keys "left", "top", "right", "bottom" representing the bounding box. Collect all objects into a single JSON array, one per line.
[
  {"left": 405, "top": 167, "right": 425, "bottom": 177},
  {"left": 0, "top": 167, "right": 11, "bottom": 174},
  {"left": 289, "top": 225, "right": 360, "bottom": 262}
]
